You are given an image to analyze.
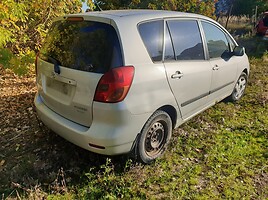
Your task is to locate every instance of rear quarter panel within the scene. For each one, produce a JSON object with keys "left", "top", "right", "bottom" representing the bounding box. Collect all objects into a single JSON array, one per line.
[{"left": 115, "top": 18, "right": 180, "bottom": 119}]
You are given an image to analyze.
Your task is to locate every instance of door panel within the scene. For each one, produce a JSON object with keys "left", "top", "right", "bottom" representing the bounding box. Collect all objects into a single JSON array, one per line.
[
  {"left": 208, "top": 58, "right": 237, "bottom": 102},
  {"left": 164, "top": 20, "right": 212, "bottom": 119},
  {"left": 201, "top": 21, "right": 238, "bottom": 102},
  {"left": 164, "top": 61, "right": 212, "bottom": 118}
]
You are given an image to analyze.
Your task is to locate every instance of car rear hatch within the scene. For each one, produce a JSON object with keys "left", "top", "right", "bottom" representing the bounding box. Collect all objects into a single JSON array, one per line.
[{"left": 36, "top": 16, "right": 123, "bottom": 127}]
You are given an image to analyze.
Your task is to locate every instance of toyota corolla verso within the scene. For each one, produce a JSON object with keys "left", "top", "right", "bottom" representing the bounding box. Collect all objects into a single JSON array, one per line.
[{"left": 34, "top": 10, "right": 250, "bottom": 163}]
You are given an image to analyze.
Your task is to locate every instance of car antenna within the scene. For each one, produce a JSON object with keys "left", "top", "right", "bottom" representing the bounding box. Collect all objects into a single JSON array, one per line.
[{"left": 95, "top": 1, "right": 103, "bottom": 11}]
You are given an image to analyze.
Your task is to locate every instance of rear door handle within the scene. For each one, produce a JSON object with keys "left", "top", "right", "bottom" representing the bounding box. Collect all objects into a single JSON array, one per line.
[
  {"left": 213, "top": 65, "right": 220, "bottom": 70},
  {"left": 171, "top": 71, "right": 184, "bottom": 79}
]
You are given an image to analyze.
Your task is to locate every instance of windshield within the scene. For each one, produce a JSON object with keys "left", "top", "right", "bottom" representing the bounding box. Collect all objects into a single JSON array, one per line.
[{"left": 39, "top": 20, "right": 123, "bottom": 73}]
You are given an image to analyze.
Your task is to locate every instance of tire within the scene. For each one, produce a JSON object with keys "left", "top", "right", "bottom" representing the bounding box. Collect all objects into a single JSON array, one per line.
[
  {"left": 228, "top": 72, "right": 248, "bottom": 102},
  {"left": 136, "top": 110, "right": 172, "bottom": 164}
]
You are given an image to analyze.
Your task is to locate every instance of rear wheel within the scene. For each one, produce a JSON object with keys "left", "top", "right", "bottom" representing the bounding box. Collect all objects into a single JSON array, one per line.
[
  {"left": 228, "top": 72, "right": 248, "bottom": 102},
  {"left": 136, "top": 110, "right": 172, "bottom": 164}
]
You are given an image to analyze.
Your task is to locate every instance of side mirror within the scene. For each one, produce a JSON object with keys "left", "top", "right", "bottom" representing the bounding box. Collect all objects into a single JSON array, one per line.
[{"left": 233, "top": 46, "right": 245, "bottom": 56}]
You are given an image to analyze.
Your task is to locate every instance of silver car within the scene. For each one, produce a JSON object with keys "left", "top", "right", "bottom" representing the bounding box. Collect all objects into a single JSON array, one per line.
[{"left": 34, "top": 10, "right": 250, "bottom": 163}]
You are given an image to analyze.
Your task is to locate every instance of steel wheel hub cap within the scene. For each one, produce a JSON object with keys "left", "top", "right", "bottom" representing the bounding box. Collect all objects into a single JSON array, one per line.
[
  {"left": 235, "top": 77, "right": 246, "bottom": 99},
  {"left": 145, "top": 122, "right": 165, "bottom": 155}
]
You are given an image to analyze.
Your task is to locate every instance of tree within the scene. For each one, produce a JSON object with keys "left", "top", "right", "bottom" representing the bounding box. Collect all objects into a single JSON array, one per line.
[
  {"left": 0, "top": 0, "right": 82, "bottom": 54},
  {"left": 232, "top": 0, "right": 268, "bottom": 16},
  {"left": 215, "top": 0, "right": 234, "bottom": 17},
  {"left": 93, "top": 0, "right": 217, "bottom": 18},
  {"left": 0, "top": 0, "right": 83, "bottom": 74}
]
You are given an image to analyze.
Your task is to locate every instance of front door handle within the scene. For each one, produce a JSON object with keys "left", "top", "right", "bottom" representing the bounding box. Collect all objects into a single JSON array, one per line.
[
  {"left": 213, "top": 65, "right": 220, "bottom": 70},
  {"left": 171, "top": 71, "right": 184, "bottom": 79}
]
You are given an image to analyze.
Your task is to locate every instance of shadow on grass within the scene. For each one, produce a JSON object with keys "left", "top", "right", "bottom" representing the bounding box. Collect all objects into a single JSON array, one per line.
[
  {"left": 237, "top": 36, "right": 268, "bottom": 58},
  {"left": 0, "top": 91, "right": 131, "bottom": 197}
]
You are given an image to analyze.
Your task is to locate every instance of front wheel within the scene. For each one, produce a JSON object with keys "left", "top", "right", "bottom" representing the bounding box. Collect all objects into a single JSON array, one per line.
[
  {"left": 136, "top": 110, "right": 172, "bottom": 164},
  {"left": 228, "top": 72, "right": 248, "bottom": 102}
]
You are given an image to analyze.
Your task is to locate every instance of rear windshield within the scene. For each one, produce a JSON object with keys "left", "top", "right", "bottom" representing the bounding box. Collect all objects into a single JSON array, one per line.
[{"left": 39, "top": 20, "right": 123, "bottom": 73}]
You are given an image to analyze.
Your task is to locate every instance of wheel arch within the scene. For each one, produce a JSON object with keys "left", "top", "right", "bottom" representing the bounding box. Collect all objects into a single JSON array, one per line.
[
  {"left": 242, "top": 68, "right": 249, "bottom": 76},
  {"left": 129, "top": 104, "right": 178, "bottom": 160},
  {"left": 157, "top": 105, "right": 177, "bottom": 129}
]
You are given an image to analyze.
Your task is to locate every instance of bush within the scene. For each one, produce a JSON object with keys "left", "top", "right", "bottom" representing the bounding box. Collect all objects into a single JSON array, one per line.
[
  {"left": 0, "top": 0, "right": 82, "bottom": 75},
  {"left": 0, "top": 48, "right": 14, "bottom": 68},
  {"left": 0, "top": 48, "right": 35, "bottom": 76}
]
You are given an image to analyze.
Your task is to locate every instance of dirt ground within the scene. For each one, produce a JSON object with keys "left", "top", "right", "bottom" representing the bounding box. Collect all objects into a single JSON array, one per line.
[{"left": 0, "top": 66, "right": 120, "bottom": 197}]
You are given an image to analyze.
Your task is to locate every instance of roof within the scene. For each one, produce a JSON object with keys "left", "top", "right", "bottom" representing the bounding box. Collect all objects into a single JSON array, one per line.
[{"left": 68, "top": 9, "right": 211, "bottom": 23}]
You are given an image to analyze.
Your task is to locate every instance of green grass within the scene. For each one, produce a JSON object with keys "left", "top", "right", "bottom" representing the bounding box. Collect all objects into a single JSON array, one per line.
[{"left": 47, "top": 44, "right": 267, "bottom": 199}]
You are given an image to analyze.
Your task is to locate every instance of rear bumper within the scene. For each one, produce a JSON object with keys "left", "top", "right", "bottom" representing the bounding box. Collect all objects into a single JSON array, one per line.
[{"left": 34, "top": 93, "right": 148, "bottom": 155}]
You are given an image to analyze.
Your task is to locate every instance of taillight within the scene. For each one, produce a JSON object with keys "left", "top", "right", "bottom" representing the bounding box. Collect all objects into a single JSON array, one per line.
[
  {"left": 66, "top": 17, "right": 84, "bottom": 22},
  {"left": 94, "top": 66, "right": 135, "bottom": 103}
]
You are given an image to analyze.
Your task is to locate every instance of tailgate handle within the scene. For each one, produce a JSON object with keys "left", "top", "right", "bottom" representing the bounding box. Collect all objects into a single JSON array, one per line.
[
  {"left": 171, "top": 71, "right": 184, "bottom": 79},
  {"left": 51, "top": 73, "right": 77, "bottom": 86}
]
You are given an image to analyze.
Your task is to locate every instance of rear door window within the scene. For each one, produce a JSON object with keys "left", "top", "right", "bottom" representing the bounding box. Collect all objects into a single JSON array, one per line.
[
  {"left": 166, "top": 20, "right": 205, "bottom": 61},
  {"left": 39, "top": 20, "right": 123, "bottom": 73},
  {"left": 138, "top": 20, "right": 164, "bottom": 62}
]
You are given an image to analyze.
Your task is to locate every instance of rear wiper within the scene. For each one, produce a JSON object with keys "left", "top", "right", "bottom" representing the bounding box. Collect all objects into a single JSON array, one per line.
[
  {"left": 46, "top": 55, "right": 61, "bottom": 74},
  {"left": 46, "top": 55, "right": 61, "bottom": 66}
]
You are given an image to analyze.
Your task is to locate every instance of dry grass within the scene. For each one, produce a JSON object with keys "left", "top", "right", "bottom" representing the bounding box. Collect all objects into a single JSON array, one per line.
[{"left": 218, "top": 15, "right": 254, "bottom": 37}]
